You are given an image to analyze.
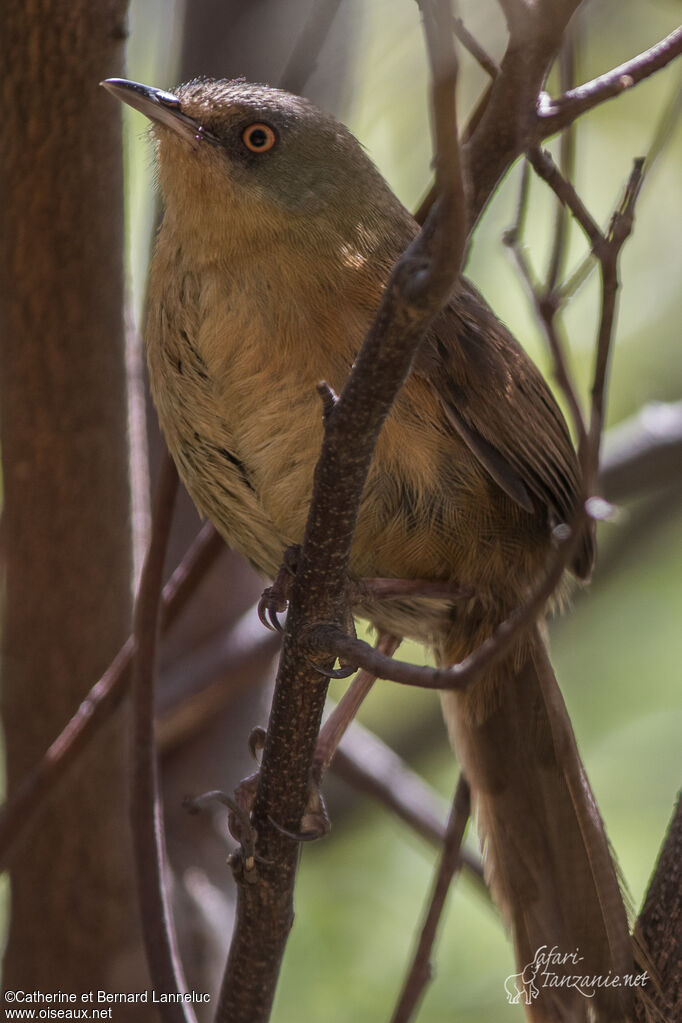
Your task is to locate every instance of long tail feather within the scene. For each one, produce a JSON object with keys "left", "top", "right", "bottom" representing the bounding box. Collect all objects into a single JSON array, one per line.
[{"left": 440, "top": 623, "right": 634, "bottom": 1022}]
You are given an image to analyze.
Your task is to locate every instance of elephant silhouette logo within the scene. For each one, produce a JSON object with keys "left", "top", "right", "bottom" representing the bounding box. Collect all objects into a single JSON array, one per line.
[{"left": 504, "top": 960, "right": 541, "bottom": 1005}]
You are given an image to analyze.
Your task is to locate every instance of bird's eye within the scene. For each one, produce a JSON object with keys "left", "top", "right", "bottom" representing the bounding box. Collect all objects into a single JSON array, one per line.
[{"left": 241, "top": 123, "right": 277, "bottom": 153}]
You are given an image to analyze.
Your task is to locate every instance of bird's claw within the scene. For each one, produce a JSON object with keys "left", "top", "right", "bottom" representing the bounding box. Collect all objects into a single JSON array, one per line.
[
  {"left": 267, "top": 811, "right": 330, "bottom": 842},
  {"left": 267, "top": 783, "right": 330, "bottom": 842},
  {"left": 248, "top": 725, "right": 267, "bottom": 761},
  {"left": 306, "top": 654, "right": 356, "bottom": 679},
  {"left": 257, "top": 544, "right": 302, "bottom": 632},
  {"left": 258, "top": 588, "right": 287, "bottom": 632}
]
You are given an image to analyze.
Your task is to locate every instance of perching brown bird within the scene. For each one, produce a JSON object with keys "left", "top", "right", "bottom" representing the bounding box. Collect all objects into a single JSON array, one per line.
[{"left": 103, "top": 77, "right": 634, "bottom": 1020}]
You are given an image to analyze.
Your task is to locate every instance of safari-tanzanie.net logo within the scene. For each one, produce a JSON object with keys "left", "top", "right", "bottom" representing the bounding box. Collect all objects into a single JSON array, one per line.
[{"left": 504, "top": 945, "right": 648, "bottom": 1007}]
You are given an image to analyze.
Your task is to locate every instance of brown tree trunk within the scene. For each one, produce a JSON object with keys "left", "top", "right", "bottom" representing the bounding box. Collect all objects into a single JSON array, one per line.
[{"left": 0, "top": 1, "right": 148, "bottom": 998}]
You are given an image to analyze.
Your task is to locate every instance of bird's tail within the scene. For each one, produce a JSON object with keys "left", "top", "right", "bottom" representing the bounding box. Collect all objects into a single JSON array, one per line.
[{"left": 440, "top": 622, "right": 634, "bottom": 1022}]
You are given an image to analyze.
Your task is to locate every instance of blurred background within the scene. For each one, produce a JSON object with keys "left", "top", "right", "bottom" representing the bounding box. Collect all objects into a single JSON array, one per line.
[{"left": 2, "top": 0, "right": 681, "bottom": 1020}]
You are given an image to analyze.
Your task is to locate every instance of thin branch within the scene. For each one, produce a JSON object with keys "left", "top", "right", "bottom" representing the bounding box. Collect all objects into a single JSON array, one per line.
[
  {"left": 463, "top": 0, "right": 582, "bottom": 227},
  {"left": 332, "top": 721, "right": 486, "bottom": 892},
  {"left": 557, "top": 244, "right": 598, "bottom": 304},
  {"left": 216, "top": 4, "right": 466, "bottom": 1019},
  {"left": 130, "top": 454, "right": 194, "bottom": 1022},
  {"left": 559, "top": 63, "right": 682, "bottom": 306},
  {"left": 452, "top": 16, "right": 500, "bottom": 79},
  {"left": 0, "top": 520, "right": 224, "bottom": 870},
  {"left": 587, "top": 159, "right": 645, "bottom": 480},
  {"left": 503, "top": 193, "right": 587, "bottom": 447},
  {"left": 506, "top": 157, "right": 532, "bottom": 246},
  {"left": 546, "top": 27, "right": 577, "bottom": 293},
  {"left": 313, "top": 633, "right": 400, "bottom": 781},
  {"left": 125, "top": 299, "right": 152, "bottom": 587},
  {"left": 420, "top": 11, "right": 682, "bottom": 231},
  {"left": 538, "top": 25, "right": 682, "bottom": 137},
  {"left": 391, "top": 776, "right": 471, "bottom": 1023},
  {"left": 527, "top": 146, "right": 605, "bottom": 252},
  {"left": 157, "top": 610, "right": 281, "bottom": 754}
]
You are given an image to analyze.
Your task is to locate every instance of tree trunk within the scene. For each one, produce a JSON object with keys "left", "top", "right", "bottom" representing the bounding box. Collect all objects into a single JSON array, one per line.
[{"left": 0, "top": 0, "right": 147, "bottom": 999}]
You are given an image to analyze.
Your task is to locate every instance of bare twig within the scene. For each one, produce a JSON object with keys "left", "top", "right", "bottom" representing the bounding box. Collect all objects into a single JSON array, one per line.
[
  {"left": 452, "top": 16, "right": 500, "bottom": 79},
  {"left": 391, "top": 776, "right": 471, "bottom": 1023},
  {"left": 559, "top": 64, "right": 682, "bottom": 306},
  {"left": 462, "top": 0, "right": 582, "bottom": 227},
  {"left": 539, "top": 25, "right": 682, "bottom": 137},
  {"left": 503, "top": 179, "right": 587, "bottom": 447},
  {"left": 643, "top": 66, "right": 682, "bottom": 174},
  {"left": 313, "top": 633, "right": 400, "bottom": 781},
  {"left": 587, "top": 159, "right": 645, "bottom": 481},
  {"left": 157, "top": 609, "right": 281, "bottom": 754},
  {"left": 0, "top": 521, "right": 224, "bottom": 869},
  {"left": 125, "top": 300, "right": 152, "bottom": 586},
  {"left": 546, "top": 28, "right": 577, "bottom": 293},
  {"left": 418, "top": 10, "right": 682, "bottom": 231},
  {"left": 332, "top": 721, "right": 486, "bottom": 892},
  {"left": 527, "top": 146, "right": 604, "bottom": 251},
  {"left": 130, "top": 454, "right": 194, "bottom": 1023},
  {"left": 215, "top": 4, "right": 466, "bottom": 1020}
]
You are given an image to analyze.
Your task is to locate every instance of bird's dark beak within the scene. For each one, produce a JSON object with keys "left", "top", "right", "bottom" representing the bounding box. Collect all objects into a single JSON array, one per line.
[{"left": 100, "top": 78, "right": 209, "bottom": 148}]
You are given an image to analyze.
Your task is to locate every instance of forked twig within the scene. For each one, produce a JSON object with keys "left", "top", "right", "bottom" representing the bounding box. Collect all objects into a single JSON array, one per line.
[{"left": 539, "top": 25, "right": 682, "bottom": 136}]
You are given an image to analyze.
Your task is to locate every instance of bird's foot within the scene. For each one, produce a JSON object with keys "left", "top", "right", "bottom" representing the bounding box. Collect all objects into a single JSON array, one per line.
[{"left": 258, "top": 544, "right": 301, "bottom": 632}]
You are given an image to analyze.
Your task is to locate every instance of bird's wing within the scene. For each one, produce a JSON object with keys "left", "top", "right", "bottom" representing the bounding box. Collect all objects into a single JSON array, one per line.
[{"left": 414, "top": 280, "right": 595, "bottom": 580}]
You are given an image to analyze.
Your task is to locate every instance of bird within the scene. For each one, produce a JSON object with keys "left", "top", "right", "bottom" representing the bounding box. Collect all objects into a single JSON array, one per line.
[{"left": 103, "top": 76, "right": 634, "bottom": 1021}]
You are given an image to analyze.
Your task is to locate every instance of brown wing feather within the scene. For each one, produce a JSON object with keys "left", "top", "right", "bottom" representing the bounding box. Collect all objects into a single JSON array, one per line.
[{"left": 415, "top": 280, "right": 595, "bottom": 580}]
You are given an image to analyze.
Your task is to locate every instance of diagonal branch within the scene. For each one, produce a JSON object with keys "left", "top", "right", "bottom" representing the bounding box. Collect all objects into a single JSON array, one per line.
[
  {"left": 586, "top": 159, "right": 645, "bottom": 480},
  {"left": 0, "top": 520, "right": 224, "bottom": 870},
  {"left": 331, "top": 720, "right": 486, "bottom": 891},
  {"left": 452, "top": 15, "right": 500, "bottom": 79},
  {"left": 545, "top": 27, "right": 577, "bottom": 293},
  {"left": 462, "top": 0, "right": 581, "bottom": 226},
  {"left": 313, "top": 632, "right": 401, "bottom": 781},
  {"left": 538, "top": 25, "right": 682, "bottom": 137},
  {"left": 391, "top": 776, "right": 472, "bottom": 1023}
]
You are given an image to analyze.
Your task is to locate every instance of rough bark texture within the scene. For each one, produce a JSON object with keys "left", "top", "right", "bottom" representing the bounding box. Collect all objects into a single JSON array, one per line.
[
  {"left": 634, "top": 796, "right": 682, "bottom": 1022},
  {"left": 0, "top": 0, "right": 147, "bottom": 1001}
]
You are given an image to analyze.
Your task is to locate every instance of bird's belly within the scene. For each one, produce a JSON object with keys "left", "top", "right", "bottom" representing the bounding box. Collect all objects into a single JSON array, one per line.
[{"left": 147, "top": 309, "right": 548, "bottom": 642}]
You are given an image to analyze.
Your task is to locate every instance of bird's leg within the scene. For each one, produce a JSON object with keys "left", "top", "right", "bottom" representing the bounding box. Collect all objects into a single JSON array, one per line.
[
  {"left": 183, "top": 785, "right": 261, "bottom": 880},
  {"left": 240, "top": 726, "right": 331, "bottom": 842},
  {"left": 349, "top": 577, "right": 474, "bottom": 603},
  {"left": 259, "top": 551, "right": 473, "bottom": 636}
]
